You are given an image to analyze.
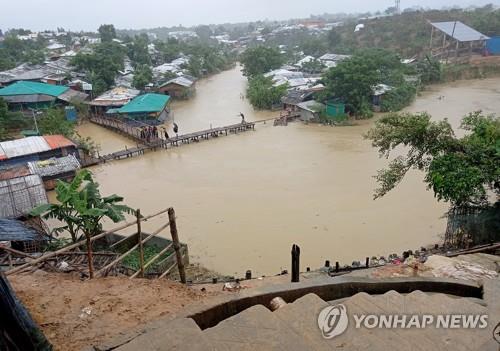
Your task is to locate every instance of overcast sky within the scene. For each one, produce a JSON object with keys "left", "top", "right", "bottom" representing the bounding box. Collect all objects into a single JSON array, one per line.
[{"left": 1, "top": 0, "right": 498, "bottom": 31}]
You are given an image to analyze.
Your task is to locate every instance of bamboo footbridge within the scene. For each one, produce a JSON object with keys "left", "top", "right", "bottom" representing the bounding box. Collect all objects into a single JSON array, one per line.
[{"left": 83, "top": 116, "right": 267, "bottom": 166}]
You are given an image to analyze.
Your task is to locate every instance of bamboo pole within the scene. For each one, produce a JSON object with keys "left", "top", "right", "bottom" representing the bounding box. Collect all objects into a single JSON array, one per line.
[
  {"left": 129, "top": 243, "right": 173, "bottom": 279},
  {"left": 86, "top": 234, "right": 94, "bottom": 279},
  {"left": 95, "top": 221, "right": 171, "bottom": 277},
  {"left": 6, "top": 207, "right": 170, "bottom": 276},
  {"left": 0, "top": 245, "right": 37, "bottom": 259},
  {"left": 157, "top": 261, "right": 178, "bottom": 279},
  {"left": 136, "top": 209, "right": 144, "bottom": 278},
  {"left": 168, "top": 208, "right": 186, "bottom": 284}
]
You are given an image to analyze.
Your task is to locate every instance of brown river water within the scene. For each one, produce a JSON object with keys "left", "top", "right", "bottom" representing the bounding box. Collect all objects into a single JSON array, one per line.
[{"left": 74, "top": 67, "right": 500, "bottom": 277}]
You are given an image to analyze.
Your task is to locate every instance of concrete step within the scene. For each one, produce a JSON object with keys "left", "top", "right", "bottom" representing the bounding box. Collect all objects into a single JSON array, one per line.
[
  {"left": 272, "top": 293, "right": 334, "bottom": 350},
  {"left": 203, "top": 304, "right": 313, "bottom": 350},
  {"left": 116, "top": 317, "right": 212, "bottom": 351}
]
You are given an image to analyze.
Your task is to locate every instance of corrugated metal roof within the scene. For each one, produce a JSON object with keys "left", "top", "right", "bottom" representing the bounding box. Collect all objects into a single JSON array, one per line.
[
  {"left": 28, "top": 155, "right": 80, "bottom": 178},
  {"left": 58, "top": 89, "right": 89, "bottom": 103},
  {"left": 0, "top": 219, "right": 46, "bottom": 241},
  {"left": 0, "top": 165, "right": 31, "bottom": 181},
  {"left": 42, "top": 135, "right": 76, "bottom": 149},
  {"left": 0, "top": 175, "right": 48, "bottom": 218},
  {"left": 0, "top": 81, "right": 69, "bottom": 97},
  {"left": 160, "top": 76, "right": 194, "bottom": 88},
  {"left": 297, "top": 100, "right": 325, "bottom": 113},
  {"left": 118, "top": 93, "right": 170, "bottom": 114},
  {"left": 430, "top": 21, "right": 490, "bottom": 42},
  {"left": 0, "top": 137, "right": 51, "bottom": 159},
  {"left": 90, "top": 87, "right": 140, "bottom": 106}
]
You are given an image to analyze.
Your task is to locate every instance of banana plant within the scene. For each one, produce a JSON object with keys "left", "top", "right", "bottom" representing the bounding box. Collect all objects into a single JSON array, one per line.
[{"left": 31, "top": 169, "right": 134, "bottom": 278}]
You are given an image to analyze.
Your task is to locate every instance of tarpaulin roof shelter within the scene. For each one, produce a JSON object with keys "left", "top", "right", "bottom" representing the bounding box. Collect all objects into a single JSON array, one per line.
[
  {"left": 0, "top": 81, "right": 68, "bottom": 97},
  {"left": 430, "top": 21, "right": 490, "bottom": 42},
  {"left": 117, "top": 93, "right": 170, "bottom": 114},
  {"left": 0, "top": 219, "right": 46, "bottom": 241}
]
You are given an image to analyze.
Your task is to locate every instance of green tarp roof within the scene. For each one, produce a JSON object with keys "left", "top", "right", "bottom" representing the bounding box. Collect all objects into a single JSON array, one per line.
[
  {"left": 117, "top": 93, "right": 170, "bottom": 114},
  {"left": 0, "top": 81, "right": 69, "bottom": 97}
]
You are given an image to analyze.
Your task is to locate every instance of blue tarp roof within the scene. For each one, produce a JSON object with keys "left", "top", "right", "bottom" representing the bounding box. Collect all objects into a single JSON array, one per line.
[{"left": 0, "top": 219, "right": 46, "bottom": 241}]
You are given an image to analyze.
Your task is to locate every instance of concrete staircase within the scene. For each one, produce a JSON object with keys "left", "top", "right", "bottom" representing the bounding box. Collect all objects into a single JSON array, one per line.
[{"left": 115, "top": 287, "right": 499, "bottom": 351}]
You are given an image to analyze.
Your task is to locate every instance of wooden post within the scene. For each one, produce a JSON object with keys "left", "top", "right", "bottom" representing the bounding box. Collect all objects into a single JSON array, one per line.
[
  {"left": 168, "top": 208, "right": 186, "bottom": 284},
  {"left": 86, "top": 234, "right": 94, "bottom": 279},
  {"left": 291, "top": 244, "right": 300, "bottom": 283},
  {"left": 136, "top": 209, "right": 144, "bottom": 278}
]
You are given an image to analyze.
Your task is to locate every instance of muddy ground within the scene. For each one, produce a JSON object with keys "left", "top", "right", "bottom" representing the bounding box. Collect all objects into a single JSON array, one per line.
[{"left": 10, "top": 270, "right": 218, "bottom": 351}]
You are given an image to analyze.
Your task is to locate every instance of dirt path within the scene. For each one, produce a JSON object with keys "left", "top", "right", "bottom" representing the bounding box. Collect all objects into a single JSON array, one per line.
[{"left": 9, "top": 271, "right": 217, "bottom": 351}]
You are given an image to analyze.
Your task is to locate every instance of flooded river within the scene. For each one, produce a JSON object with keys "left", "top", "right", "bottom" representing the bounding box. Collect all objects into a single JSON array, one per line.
[{"left": 76, "top": 68, "right": 500, "bottom": 276}]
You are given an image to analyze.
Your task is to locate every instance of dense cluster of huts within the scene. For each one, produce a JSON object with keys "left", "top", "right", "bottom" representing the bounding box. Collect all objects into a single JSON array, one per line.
[{"left": 0, "top": 135, "right": 79, "bottom": 259}]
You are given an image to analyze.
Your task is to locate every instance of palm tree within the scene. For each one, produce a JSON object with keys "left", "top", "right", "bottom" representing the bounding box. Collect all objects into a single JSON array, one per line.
[{"left": 32, "top": 169, "right": 134, "bottom": 278}]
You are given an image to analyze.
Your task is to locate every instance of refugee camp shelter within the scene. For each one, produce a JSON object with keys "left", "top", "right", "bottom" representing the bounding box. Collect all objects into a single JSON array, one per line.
[
  {"left": 0, "top": 135, "right": 78, "bottom": 167},
  {"left": 116, "top": 93, "right": 171, "bottom": 122},
  {"left": 0, "top": 81, "right": 88, "bottom": 110},
  {"left": 158, "top": 76, "right": 196, "bottom": 99},
  {"left": 296, "top": 100, "right": 325, "bottom": 121},
  {"left": 27, "top": 154, "right": 81, "bottom": 190},
  {"left": 0, "top": 175, "right": 48, "bottom": 219},
  {"left": 88, "top": 87, "right": 140, "bottom": 114},
  {"left": 429, "top": 21, "right": 490, "bottom": 62},
  {"left": 325, "top": 101, "right": 347, "bottom": 122},
  {"left": 0, "top": 219, "right": 50, "bottom": 253}
]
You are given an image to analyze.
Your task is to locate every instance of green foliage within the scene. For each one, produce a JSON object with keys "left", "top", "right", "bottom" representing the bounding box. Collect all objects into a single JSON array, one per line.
[
  {"left": 321, "top": 48, "right": 413, "bottom": 117},
  {"left": 240, "top": 46, "right": 285, "bottom": 77},
  {"left": 31, "top": 169, "right": 134, "bottom": 243},
  {"left": 132, "top": 64, "right": 153, "bottom": 89},
  {"left": 246, "top": 75, "right": 288, "bottom": 109},
  {"left": 366, "top": 111, "right": 500, "bottom": 207},
  {"left": 71, "top": 42, "right": 126, "bottom": 95},
  {"left": 301, "top": 59, "right": 326, "bottom": 74},
  {"left": 0, "top": 98, "right": 30, "bottom": 139},
  {"left": 121, "top": 245, "right": 171, "bottom": 272},
  {"left": 98, "top": 24, "right": 117, "bottom": 42},
  {"left": 327, "top": 28, "right": 342, "bottom": 49},
  {"left": 37, "top": 108, "right": 76, "bottom": 138},
  {"left": 416, "top": 56, "right": 442, "bottom": 84},
  {"left": 0, "top": 34, "right": 47, "bottom": 70},
  {"left": 127, "top": 34, "right": 151, "bottom": 67},
  {"left": 380, "top": 84, "right": 417, "bottom": 112}
]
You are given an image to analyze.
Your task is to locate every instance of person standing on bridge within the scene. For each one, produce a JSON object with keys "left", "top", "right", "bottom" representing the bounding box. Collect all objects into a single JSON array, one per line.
[
  {"left": 173, "top": 122, "right": 179, "bottom": 137},
  {"left": 163, "top": 128, "right": 169, "bottom": 140},
  {"left": 153, "top": 125, "right": 158, "bottom": 140},
  {"left": 240, "top": 112, "right": 245, "bottom": 124}
]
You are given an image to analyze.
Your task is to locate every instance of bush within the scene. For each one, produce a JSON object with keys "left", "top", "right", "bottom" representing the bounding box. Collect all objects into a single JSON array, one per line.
[{"left": 380, "top": 84, "right": 417, "bottom": 112}]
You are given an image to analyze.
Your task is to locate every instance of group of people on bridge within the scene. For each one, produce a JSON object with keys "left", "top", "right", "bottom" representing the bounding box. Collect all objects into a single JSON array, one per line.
[{"left": 139, "top": 123, "right": 178, "bottom": 143}]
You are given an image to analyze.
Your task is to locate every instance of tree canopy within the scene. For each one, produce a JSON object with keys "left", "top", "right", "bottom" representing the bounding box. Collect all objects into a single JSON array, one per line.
[
  {"left": 246, "top": 75, "right": 288, "bottom": 109},
  {"left": 132, "top": 64, "right": 153, "bottom": 90},
  {"left": 71, "top": 42, "right": 126, "bottom": 96},
  {"left": 240, "top": 46, "right": 285, "bottom": 77},
  {"left": 98, "top": 24, "right": 117, "bottom": 42},
  {"left": 321, "top": 49, "right": 409, "bottom": 117},
  {"left": 366, "top": 111, "right": 500, "bottom": 207}
]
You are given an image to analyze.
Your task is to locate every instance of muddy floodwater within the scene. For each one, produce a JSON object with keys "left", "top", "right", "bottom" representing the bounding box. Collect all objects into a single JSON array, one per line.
[{"left": 76, "top": 67, "right": 500, "bottom": 277}]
